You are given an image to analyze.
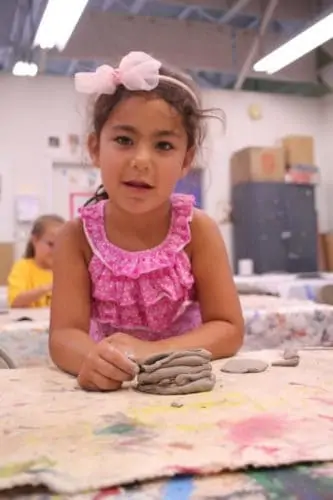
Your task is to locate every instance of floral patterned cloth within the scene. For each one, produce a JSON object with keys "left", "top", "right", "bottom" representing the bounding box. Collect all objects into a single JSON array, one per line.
[
  {"left": 80, "top": 195, "right": 202, "bottom": 342},
  {"left": 1, "top": 297, "right": 333, "bottom": 367},
  {"left": 235, "top": 273, "right": 333, "bottom": 300},
  {"left": 241, "top": 295, "right": 333, "bottom": 350},
  {"left": 0, "top": 321, "right": 50, "bottom": 368}
]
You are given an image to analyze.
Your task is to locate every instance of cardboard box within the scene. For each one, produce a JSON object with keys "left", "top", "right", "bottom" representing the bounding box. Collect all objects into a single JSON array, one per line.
[
  {"left": 230, "top": 147, "right": 285, "bottom": 185},
  {"left": 282, "top": 135, "right": 314, "bottom": 166},
  {"left": 323, "top": 233, "right": 333, "bottom": 271},
  {"left": 318, "top": 234, "right": 328, "bottom": 271},
  {"left": 0, "top": 243, "right": 14, "bottom": 286}
]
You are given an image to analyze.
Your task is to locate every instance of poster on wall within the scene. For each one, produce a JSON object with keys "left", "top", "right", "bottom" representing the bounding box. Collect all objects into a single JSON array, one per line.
[{"left": 69, "top": 192, "right": 93, "bottom": 219}]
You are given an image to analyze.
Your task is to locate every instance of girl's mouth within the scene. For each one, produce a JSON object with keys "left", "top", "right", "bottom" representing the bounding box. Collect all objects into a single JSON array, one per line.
[{"left": 123, "top": 180, "right": 153, "bottom": 189}]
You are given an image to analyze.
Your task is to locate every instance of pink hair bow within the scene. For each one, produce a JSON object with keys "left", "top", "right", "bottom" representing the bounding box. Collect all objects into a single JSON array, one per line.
[{"left": 75, "top": 51, "right": 162, "bottom": 95}]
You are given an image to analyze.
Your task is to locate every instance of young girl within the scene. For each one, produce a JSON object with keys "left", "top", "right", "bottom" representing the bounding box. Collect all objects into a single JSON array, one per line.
[
  {"left": 8, "top": 214, "right": 65, "bottom": 308},
  {"left": 50, "top": 51, "right": 244, "bottom": 391}
]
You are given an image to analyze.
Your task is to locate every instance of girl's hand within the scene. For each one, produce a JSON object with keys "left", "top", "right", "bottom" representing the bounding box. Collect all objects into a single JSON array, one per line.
[
  {"left": 40, "top": 283, "right": 52, "bottom": 295},
  {"left": 78, "top": 338, "right": 139, "bottom": 391},
  {"left": 108, "top": 332, "right": 158, "bottom": 361}
]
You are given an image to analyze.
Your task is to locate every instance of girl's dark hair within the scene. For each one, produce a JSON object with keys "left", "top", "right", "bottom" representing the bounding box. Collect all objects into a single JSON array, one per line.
[
  {"left": 24, "top": 214, "right": 65, "bottom": 258},
  {"left": 85, "top": 59, "right": 219, "bottom": 206}
]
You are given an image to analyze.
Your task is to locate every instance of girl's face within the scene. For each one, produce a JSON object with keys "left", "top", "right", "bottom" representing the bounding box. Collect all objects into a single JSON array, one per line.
[
  {"left": 88, "top": 95, "right": 195, "bottom": 215},
  {"left": 33, "top": 222, "right": 64, "bottom": 269}
]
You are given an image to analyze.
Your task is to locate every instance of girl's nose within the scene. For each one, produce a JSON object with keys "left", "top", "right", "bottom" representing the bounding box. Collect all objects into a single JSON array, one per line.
[
  {"left": 132, "top": 156, "right": 151, "bottom": 172},
  {"left": 132, "top": 149, "right": 152, "bottom": 171}
]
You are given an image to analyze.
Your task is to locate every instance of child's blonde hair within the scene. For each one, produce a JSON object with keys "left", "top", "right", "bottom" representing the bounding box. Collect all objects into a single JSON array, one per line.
[{"left": 24, "top": 214, "right": 65, "bottom": 258}]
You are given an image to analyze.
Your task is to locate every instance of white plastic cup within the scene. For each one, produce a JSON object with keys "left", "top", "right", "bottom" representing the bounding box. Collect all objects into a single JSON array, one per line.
[{"left": 238, "top": 259, "right": 254, "bottom": 276}]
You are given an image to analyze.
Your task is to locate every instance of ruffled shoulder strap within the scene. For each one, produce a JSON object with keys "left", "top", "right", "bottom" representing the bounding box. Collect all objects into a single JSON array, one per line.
[
  {"left": 79, "top": 200, "right": 107, "bottom": 257},
  {"left": 79, "top": 200, "right": 104, "bottom": 221},
  {"left": 167, "top": 193, "right": 195, "bottom": 252}
]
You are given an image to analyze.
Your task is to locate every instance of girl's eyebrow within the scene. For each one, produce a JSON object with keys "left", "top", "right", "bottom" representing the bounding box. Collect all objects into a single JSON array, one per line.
[
  {"left": 155, "top": 129, "right": 182, "bottom": 138},
  {"left": 111, "top": 124, "right": 182, "bottom": 137},
  {"left": 111, "top": 124, "right": 136, "bottom": 133}
]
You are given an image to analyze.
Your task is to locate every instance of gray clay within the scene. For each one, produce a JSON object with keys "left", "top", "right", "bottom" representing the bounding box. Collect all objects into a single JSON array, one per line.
[
  {"left": 272, "top": 357, "right": 300, "bottom": 367},
  {"left": 271, "top": 348, "right": 300, "bottom": 367},
  {"left": 137, "top": 365, "right": 212, "bottom": 385},
  {"left": 220, "top": 359, "right": 269, "bottom": 374},
  {"left": 137, "top": 374, "right": 216, "bottom": 395},
  {"left": 136, "top": 349, "right": 216, "bottom": 395},
  {"left": 174, "top": 369, "right": 213, "bottom": 386},
  {"left": 139, "top": 349, "right": 212, "bottom": 373},
  {"left": 170, "top": 401, "right": 184, "bottom": 408},
  {"left": 283, "top": 348, "right": 299, "bottom": 360},
  {"left": 139, "top": 369, "right": 213, "bottom": 388}
]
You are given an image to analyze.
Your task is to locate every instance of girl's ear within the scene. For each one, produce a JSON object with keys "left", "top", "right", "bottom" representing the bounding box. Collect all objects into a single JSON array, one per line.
[
  {"left": 87, "top": 133, "right": 100, "bottom": 167},
  {"left": 181, "top": 147, "right": 195, "bottom": 178}
]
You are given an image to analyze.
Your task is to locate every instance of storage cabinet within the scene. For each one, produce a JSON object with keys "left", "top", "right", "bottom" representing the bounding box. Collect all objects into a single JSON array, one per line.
[{"left": 232, "top": 183, "right": 317, "bottom": 274}]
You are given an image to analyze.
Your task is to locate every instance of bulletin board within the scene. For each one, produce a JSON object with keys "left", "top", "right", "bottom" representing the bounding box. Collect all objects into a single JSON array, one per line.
[
  {"left": 69, "top": 192, "right": 93, "bottom": 219},
  {"left": 174, "top": 168, "right": 203, "bottom": 208}
]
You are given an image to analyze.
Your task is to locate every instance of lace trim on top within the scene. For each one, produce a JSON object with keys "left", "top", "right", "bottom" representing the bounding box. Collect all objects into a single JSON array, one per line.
[{"left": 80, "top": 194, "right": 194, "bottom": 277}]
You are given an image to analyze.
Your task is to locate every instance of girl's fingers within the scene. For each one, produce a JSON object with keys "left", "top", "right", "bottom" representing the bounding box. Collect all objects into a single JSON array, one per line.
[
  {"left": 78, "top": 371, "right": 121, "bottom": 392},
  {"left": 99, "top": 344, "right": 139, "bottom": 377},
  {"left": 95, "top": 356, "right": 135, "bottom": 382}
]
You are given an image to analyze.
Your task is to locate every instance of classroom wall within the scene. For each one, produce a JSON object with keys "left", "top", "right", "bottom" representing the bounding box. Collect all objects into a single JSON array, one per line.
[{"left": 0, "top": 74, "right": 332, "bottom": 260}]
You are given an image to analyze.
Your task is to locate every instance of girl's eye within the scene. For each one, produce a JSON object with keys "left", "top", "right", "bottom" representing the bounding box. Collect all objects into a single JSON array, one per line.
[
  {"left": 115, "top": 136, "right": 133, "bottom": 146},
  {"left": 157, "top": 141, "right": 174, "bottom": 151}
]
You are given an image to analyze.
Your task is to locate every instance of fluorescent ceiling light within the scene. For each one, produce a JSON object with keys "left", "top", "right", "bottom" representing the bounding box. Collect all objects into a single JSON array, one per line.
[
  {"left": 12, "top": 61, "right": 38, "bottom": 77},
  {"left": 253, "top": 12, "right": 333, "bottom": 74},
  {"left": 33, "top": 0, "right": 89, "bottom": 51}
]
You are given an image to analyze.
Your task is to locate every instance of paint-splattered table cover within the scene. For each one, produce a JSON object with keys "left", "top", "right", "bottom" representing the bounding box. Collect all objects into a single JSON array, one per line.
[
  {"left": 2, "top": 298, "right": 333, "bottom": 368},
  {"left": 1, "top": 350, "right": 333, "bottom": 496}
]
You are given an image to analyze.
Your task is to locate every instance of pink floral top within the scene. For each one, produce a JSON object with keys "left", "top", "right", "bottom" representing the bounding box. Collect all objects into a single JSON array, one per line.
[{"left": 80, "top": 194, "right": 202, "bottom": 342}]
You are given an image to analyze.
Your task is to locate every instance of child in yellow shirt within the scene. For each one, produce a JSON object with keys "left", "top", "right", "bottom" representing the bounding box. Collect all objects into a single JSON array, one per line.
[{"left": 8, "top": 214, "right": 65, "bottom": 308}]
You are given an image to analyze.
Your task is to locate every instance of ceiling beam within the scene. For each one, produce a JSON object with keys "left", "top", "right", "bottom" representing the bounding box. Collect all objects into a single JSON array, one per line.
[
  {"left": 155, "top": 0, "right": 316, "bottom": 22},
  {"left": 234, "top": 0, "right": 279, "bottom": 89},
  {"left": 20, "top": 0, "right": 45, "bottom": 51},
  {"left": 218, "top": 0, "right": 253, "bottom": 24},
  {"left": 54, "top": 11, "right": 317, "bottom": 83}
]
